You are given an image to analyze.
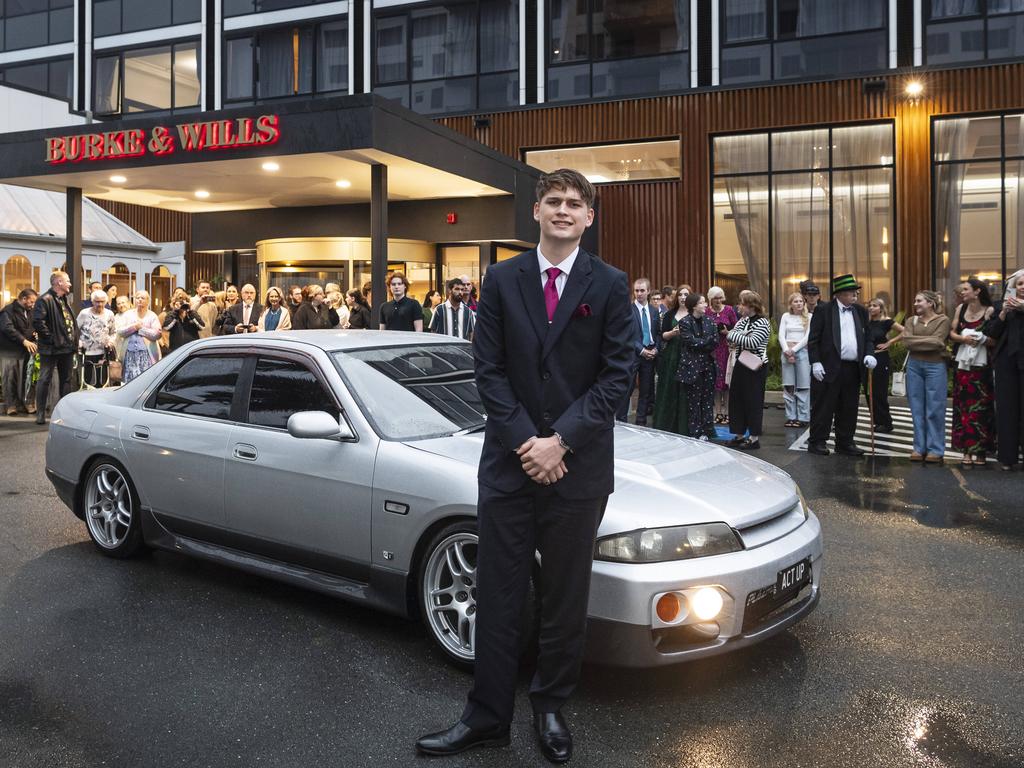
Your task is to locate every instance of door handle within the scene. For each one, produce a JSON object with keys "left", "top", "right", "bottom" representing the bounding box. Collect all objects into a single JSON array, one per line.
[
  {"left": 233, "top": 444, "right": 258, "bottom": 461},
  {"left": 131, "top": 426, "right": 150, "bottom": 440}
]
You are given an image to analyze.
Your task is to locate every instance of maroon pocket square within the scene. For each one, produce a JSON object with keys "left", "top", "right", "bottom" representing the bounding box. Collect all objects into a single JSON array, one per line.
[{"left": 572, "top": 304, "right": 592, "bottom": 319}]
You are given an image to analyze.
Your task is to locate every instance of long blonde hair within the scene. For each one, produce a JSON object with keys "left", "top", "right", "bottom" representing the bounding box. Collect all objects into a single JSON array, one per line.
[{"left": 787, "top": 292, "right": 809, "bottom": 328}]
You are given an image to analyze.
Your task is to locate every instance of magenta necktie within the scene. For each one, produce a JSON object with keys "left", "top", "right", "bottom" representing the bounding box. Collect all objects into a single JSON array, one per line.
[{"left": 544, "top": 267, "right": 560, "bottom": 322}]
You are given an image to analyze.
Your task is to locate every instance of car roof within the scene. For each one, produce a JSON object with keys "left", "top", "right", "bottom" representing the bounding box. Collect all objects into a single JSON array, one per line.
[{"left": 189, "top": 330, "right": 465, "bottom": 352}]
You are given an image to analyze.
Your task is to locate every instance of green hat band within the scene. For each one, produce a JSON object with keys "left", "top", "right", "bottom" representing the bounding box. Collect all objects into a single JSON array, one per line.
[{"left": 832, "top": 274, "right": 859, "bottom": 292}]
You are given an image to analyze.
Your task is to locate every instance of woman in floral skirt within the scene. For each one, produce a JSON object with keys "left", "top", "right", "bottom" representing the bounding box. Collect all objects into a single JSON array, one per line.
[
  {"left": 949, "top": 278, "right": 997, "bottom": 467},
  {"left": 115, "top": 290, "right": 162, "bottom": 384}
]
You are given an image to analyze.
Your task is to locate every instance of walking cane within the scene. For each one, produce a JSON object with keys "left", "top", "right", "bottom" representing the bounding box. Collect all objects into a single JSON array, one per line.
[{"left": 867, "top": 368, "right": 876, "bottom": 456}]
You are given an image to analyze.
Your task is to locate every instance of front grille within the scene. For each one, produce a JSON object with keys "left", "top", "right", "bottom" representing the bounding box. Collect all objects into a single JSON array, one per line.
[{"left": 737, "top": 504, "right": 804, "bottom": 549}]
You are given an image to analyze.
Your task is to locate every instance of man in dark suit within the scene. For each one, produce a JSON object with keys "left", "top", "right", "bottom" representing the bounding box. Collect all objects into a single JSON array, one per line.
[
  {"left": 616, "top": 277, "right": 661, "bottom": 425},
  {"left": 416, "top": 170, "right": 633, "bottom": 764},
  {"left": 223, "top": 283, "right": 262, "bottom": 334},
  {"left": 807, "top": 274, "right": 877, "bottom": 456}
]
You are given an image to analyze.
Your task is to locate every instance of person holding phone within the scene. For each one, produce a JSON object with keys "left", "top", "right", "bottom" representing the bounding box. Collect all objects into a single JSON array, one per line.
[
  {"left": 222, "top": 284, "right": 262, "bottom": 334},
  {"left": 986, "top": 268, "right": 1024, "bottom": 470}
]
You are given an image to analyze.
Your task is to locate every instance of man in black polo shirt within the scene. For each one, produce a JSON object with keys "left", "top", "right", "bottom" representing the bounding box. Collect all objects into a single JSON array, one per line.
[{"left": 379, "top": 273, "right": 424, "bottom": 332}]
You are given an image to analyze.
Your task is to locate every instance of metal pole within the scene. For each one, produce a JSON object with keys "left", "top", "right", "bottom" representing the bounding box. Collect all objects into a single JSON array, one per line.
[
  {"left": 66, "top": 187, "right": 83, "bottom": 302},
  {"left": 370, "top": 163, "right": 388, "bottom": 327}
]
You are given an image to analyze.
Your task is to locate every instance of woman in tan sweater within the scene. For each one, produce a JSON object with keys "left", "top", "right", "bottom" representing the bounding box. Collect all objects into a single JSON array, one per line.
[{"left": 894, "top": 290, "right": 951, "bottom": 463}]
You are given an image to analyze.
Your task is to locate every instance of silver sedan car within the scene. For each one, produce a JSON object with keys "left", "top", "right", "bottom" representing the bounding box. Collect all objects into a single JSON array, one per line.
[{"left": 45, "top": 331, "right": 822, "bottom": 668}]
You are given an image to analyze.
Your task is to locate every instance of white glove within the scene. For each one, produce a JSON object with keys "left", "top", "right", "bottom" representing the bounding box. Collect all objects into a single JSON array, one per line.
[
  {"left": 863, "top": 355, "right": 877, "bottom": 370},
  {"left": 812, "top": 363, "right": 825, "bottom": 381}
]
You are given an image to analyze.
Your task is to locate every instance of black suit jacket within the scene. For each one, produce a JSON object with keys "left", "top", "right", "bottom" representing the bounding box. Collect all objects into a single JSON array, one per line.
[
  {"left": 473, "top": 249, "right": 633, "bottom": 498},
  {"left": 629, "top": 301, "right": 662, "bottom": 356},
  {"left": 807, "top": 299, "right": 872, "bottom": 382},
  {"left": 223, "top": 302, "right": 263, "bottom": 333}
]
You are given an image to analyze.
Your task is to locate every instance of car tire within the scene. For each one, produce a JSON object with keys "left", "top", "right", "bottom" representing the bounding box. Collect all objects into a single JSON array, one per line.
[
  {"left": 418, "top": 520, "right": 537, "bottom": 668},
  {"left": 80, "top": 458, "right": 146, "bottom": 559}
]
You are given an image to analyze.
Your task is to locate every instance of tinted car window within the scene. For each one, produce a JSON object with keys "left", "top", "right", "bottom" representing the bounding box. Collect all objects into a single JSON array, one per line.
[
  {"left": 152, "top": 356, "right": 243, "bottom": 419},
  {"left": 247, "top": 357, "right": 339, "bottom": 429}
]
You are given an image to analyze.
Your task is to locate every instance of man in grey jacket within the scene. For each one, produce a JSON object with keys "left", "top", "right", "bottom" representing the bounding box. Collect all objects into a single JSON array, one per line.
[{"left": 32, "top": 271, "right": 79, "bottom": 424}]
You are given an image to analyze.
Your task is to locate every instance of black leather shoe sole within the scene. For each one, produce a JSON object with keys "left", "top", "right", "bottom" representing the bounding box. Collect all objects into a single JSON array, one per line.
[
  {"left": 415, "top": 731, "right": 510, "bottom": 756},
  {"left": 835, "top": 446, "right": 865, "bottom": 456},
  {"left": 806, "top": 444, "right": 830, "bottom": 456}
]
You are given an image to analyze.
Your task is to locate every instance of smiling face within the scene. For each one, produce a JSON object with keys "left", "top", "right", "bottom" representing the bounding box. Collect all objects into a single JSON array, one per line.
[
  {"left": 1014, "top": 275, "right": 1024, "bottom": 298},
  {"left": 115, "top": 296, "right": 130, "bottom": 313},
  {"left": 533, "top": 184, "right": 594, "bottom": 247},
  {"left": 266, "top": 288, "right": 282, "bottom": 307},
  {"left": 914, "top": 293, "right": 934, "bottom": 315}
]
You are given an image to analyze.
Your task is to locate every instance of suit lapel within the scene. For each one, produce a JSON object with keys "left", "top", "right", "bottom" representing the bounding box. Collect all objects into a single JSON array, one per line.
[
  {"left": 541, "top": 251, "right": 594, "bottom": 360},
  {"left": 516, "top": 251, "right": 550, "bottom": 347},
  {"left": 830, "top": 300, "right": 842, "bottom": 357}
]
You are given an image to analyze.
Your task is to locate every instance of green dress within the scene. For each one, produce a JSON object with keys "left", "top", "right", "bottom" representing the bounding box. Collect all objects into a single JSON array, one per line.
[{"left": 652, "top": 313, "right": 689, "bottom": 434}]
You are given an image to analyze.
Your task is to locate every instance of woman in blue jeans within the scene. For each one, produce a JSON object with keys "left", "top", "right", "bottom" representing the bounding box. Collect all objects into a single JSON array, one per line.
[{"left": 896, "top": 291, "right": 951, "bottom": 463}]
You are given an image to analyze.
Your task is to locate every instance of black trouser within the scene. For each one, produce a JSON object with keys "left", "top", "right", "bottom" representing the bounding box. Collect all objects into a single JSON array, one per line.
[
  {"left": 462, "top": 483, "right": 605, "bottom": 730},
  {"left": 810, "top": 360, "right": 861, "bottom": 447},
  {"left": 993, "top": 356, "right": 1024, "bottom": 466},
  {"left": 728, "top": 363, "right": 767, "bottom": 437},
  {"left": 618, "top": 353, "right": 656, "bottom": 424},
  {"left": 36, "top": 352, "right": 75, "bottom": 414},
  {"left": 864, "top": 357, "right": 892, "bottom": 429}
]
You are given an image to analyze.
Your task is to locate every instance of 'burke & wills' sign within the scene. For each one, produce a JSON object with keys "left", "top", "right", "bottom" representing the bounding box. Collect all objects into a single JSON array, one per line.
[{"left": 45, "top": 114, "right": 280, "bottom": 165}]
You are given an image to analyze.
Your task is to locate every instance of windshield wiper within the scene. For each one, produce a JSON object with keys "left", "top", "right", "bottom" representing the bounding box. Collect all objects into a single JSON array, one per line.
[{"left": 453, "top": 421, "right": 487, "bottom": 436}]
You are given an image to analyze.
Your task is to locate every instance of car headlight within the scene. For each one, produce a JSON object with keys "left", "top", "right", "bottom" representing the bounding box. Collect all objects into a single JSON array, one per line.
[
  {"left": 594, "top": 523, "right": 743, "bottom": 563},
  {"left": 795, "top": 483, "right": 810, "bottom": 520}
]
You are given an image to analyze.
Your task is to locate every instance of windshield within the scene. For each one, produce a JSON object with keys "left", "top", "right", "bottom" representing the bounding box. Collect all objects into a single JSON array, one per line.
[{"left": 332, "top": 344, "right": 486, "bottom": 440}]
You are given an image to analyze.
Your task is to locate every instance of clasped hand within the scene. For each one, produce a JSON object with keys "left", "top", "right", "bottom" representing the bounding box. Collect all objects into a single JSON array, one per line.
[{"left": 516, "top": 436, "right": 567, "bottom": 486}]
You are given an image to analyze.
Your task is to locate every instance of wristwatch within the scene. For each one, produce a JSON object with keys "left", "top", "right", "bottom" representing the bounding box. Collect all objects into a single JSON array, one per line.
[{"left": 553, "top": 431, "right": 573, "bottom": 454}]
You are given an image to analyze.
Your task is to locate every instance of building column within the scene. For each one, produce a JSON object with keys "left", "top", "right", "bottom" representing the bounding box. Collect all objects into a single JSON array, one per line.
[
  {"left": 370, "top": 163, "right": 388, "bottom": 327},
  {"left": 66, "top": 187, "right": 83, "bottom": 301}
]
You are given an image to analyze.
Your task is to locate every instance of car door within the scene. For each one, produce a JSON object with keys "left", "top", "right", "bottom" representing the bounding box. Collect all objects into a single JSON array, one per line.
[
  {"left": 222, "top": 352, "right": 375, "bottom": 580},
  {"left": 121, "top": 352, "right": 246, "bottom": 531}
]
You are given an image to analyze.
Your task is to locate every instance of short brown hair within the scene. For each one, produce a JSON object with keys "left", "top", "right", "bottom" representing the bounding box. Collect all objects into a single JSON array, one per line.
[
  {"left": 389, "top": 272, "right": 410, "bottom": 289},
  {"left": 741, "top": 290, "right": 766, "bottom": 317},
  {"left": 536, "top": 168, "right": 595, "bottom": 208}
]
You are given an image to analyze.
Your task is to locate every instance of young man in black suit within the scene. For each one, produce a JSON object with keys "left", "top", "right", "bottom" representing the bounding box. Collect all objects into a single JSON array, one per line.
[
  {"left": 807, "top": 274, "right": 878, "bottom": 456},
  {"left": 416, "top": 170, "right": 633, "bottom": 764}
]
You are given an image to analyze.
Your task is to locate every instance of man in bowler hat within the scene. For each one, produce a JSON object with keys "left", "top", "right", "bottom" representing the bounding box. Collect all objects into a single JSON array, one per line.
[
  {"left": 807, "top": 274, "right": 877, "bottom": 455},
  {"left": 415, "top": 169, "right": 633, "bottom": 763}
]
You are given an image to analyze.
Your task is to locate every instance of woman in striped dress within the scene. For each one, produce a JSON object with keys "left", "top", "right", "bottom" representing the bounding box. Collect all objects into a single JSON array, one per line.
[{"left": 725, "top": 291, "right": 771, "bottom": 450}]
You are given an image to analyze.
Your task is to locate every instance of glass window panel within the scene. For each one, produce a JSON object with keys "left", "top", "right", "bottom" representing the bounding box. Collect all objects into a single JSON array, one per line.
[
  {"left": 410, "top": 75, "right": 475, "bottom": 114},
  {"left": 934, "top": 161, "right": 1002, "bottom": 307},
  {"left": 478, "top": 70, "right": 518, "bottom": 109},
  {"left": 771, "top": 129, "right": 829, "bottom": 171},
  {"left": 5, "top": 12, "right": 48, "bottom": 49},
  {"left": 549, "top": 0, "right": 587, "bottom": 62},
  {"left": 934, "top": 116, "right": 1001, "bottom": 161},
  {"left": 713, "top": 175, "right": 770, "bottom": 307},
  {"left": 411, "top": 2, "right": 476, "bottom": 81},
  {"left": 375, "top": 15, "right": 407, "bottom": 83},
  {"left": 725, "top": 0, "right": 767, "bottom": 42},
  {"left": 173, "top": 0, "right": 202, "bottom": 23},
  {"left": 153, "top": 356, "right": 243, "bottom": 420},
  {"left": 49, "top": 6, "right": 73, "bottom": 42},
  {"left": 774, "top": 30, "right": 887, "bottom": 79},
  {"left": 772, "top": 172, "right": 830, "bottom": 315},
  {"left": 832, "top": 123, "right": 894, "bottom": 167},
  {"left": 930, "top": 0, "right": 980, "bottom": 18},
  {"left": 93, "top": 0, "right": 120, "bottom": 36},
  {"left": 122, "top": 0, "right": 171, "bottom": 33},
  {"left": 124, "top": 46, "right": 172, "bottom": 112},
  {"left": 525, "top": 140, "right": 681, "bottom": 183},
  {"left": 926, "top": 19, "right": 985, "bottom": 64},
  {"left": 2, "top": 255, "right": 35, "bottom": 306},
  {"left": 832, "top": 168, "right": 894, "bottom": 307},
  {"left": 47, "top": 57, "right": 72, "bottom": 101},
  {"left": 592, "top": 0, "right": 688, "bottom": 60},
  {"left": 51, "top": 0, "right": 75, "bottom": 8},
  {"left": 225, "top": 36, "right": 253, "bottom": 100},
  {"left": 173, "top": 42, "right": 200, "bottom": 107},
  {"left": 714, "top": 133, "right": 769, "bottom": 175},
  {"left": 6, "top": 0, "right": 47, "bottom": 13},
  {"left": 1005, "top": 114, "right": 1024, "bottom": 157},
  {"left": 592, "top": 52, "right": 687, "bottom": 98},
  {"left": 259, "top": 0, "right": 311, "bottom": 10},
  {"left": 989, "top": 0, "right": 1024, "bottom": 11},
  {"left": 317, "top": 20, "right": 348, "bottom": 93},
  {"left": 373, "top": 83, "right": 409, "bottom": 107},
  {"left": 777, "top": 0, "right": 884, "bottom": 38},
  {"left": 480, "top": 0, "right": 518, "bottom": 73},
  {"left": 247, "top": 358, "right": 338, "bottom": 430},
  {"left": 257, "top": 27, "right": 312, "bottom": 98},
  {"left": 1006, "top": 160, "right": 1024, "bottom": 300},
  {"left": 224, "top": 0, "right": 254, "bottom": 16},
  {"left": 987, "top": 14, "right": 1024, "bottom": 60},
  {"left": 721, "top": 43, "right": 771, "bottom": 84},
  {"left": 93, "top": 54, "right": 120, "bottom": 113},
  {"left": 3, "top": 61, "right": 47, "bottom": 92},
  {"left": 546, "top": 63, "right": 590, "bottom": 102}
]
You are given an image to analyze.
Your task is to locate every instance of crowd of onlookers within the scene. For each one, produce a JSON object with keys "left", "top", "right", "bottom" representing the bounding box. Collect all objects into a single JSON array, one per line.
[{"left": 2, "top": 264, "right": 1023, "bottom": 471}]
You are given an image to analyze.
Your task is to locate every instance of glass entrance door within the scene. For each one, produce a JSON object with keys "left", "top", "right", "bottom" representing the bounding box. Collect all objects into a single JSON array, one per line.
[{"left": 266, "top": 264, "right": 349, "bottom": 292}]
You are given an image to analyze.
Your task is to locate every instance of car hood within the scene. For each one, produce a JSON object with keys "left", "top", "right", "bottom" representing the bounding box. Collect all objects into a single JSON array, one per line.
[{"left": 407, "top": 425, "right": 799, "bottom": 533}]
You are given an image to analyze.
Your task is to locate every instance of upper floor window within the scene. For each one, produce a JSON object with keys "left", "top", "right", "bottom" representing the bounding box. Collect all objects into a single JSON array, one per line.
[
  {"left": 926, "top": 0, "right": 1024, "bottom": 65},
  {"left": 721, "top": 0, "right": 887, "bottom": 85},
  {"left": 0, "top": 0, "right": 73, "bottom": 52},
  {"left": 225, "top": 19, "right": 348, "bottom": 103},
  {"left": 373, "top": 0, "right": 518, "bottom": 115},
  {"left": 525, "top": 139, "right": 682, "bottom": 183},
  {"left": 0, "top": 56, "right": 72, "bottom": 101},
  {"left": 93, "top": 0, "right": 202, "bottom": 37},
  {"left": 93, "top": 41, "right": 200, "bottom": 115},
  {"left": 547, "top": 0, "right": 689, "bottom": 103},
  {"left": 224, "top": 0, "right": 338, "bottom": 18}
]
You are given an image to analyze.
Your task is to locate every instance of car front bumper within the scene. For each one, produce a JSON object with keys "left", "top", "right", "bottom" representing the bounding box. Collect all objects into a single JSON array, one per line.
[{"left": 583, "top": 513, "right": 823, "bottom": 668}]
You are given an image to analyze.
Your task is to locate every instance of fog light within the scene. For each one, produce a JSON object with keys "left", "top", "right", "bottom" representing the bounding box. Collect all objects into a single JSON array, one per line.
[
  {"left": 656, "top": 593, "right": 681, "bottom": 623},
  {"left": 690, "top": 587, "right": 723, "bottom": 621}
]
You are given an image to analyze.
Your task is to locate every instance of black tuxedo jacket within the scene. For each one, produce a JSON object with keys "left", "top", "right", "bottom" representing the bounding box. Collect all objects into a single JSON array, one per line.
[
  {"left": 629, "top": 301, "right": 662, "bottom": 357},
  {"left": 473, "top": 248, "right": 633, "bottom": 498},
  {"left": 807, "top": 299, "right": 872, "bottom": 382},
  {"left": 223, "top": 302, "right": 263, "bottom": 333}
]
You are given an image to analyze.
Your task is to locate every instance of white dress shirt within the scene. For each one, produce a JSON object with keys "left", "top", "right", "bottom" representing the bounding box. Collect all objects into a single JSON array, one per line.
[
  {"left": 242, "top": 303, "right": 253, "bottom": 326},
  {"left": 838, "top": 302, "right": 859, "bottom": 361},
  {"left": 634, "top": 300, "right": 656, "bottom": 345},
  {"left": 537, "top": 246, "right": 579, "bottom": 298}
]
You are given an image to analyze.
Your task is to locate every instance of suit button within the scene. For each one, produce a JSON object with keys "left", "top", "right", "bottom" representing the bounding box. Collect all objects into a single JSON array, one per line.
[
  {"left": 542, "top": 411, "right": 551, "bottom": 421},
  {"left": 542, "top": 371, "right": 551, "bottom": 381}
]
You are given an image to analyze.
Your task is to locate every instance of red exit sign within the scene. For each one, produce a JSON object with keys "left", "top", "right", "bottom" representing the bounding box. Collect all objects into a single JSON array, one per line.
[{"left": 446, "top": 212, "right": 457, "bottom": 224}]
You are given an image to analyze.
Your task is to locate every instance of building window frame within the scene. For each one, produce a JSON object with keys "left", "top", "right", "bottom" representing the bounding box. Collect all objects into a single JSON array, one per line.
[
  {"left": 92, "top": 38, "right": 201, "bottom": 116},
  {"left": 0, "top": 0, "right": 73, "bottom": 52},
  {"left": 924, "top": 0, "right": 1024, "bottom": 64},
  {"left": 523, "top": 137, "right": 683, "bottom": 184},
  {"left": 0, "top": 54, "right": 73, "bottom": 102},
  {"left": 91, "top": 0, "right": 203, "bottom": 38}
]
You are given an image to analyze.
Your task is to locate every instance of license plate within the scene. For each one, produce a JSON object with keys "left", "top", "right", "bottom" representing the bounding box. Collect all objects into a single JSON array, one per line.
[{"left": 775, "top": 558, "right": 811, "bottom": 596}]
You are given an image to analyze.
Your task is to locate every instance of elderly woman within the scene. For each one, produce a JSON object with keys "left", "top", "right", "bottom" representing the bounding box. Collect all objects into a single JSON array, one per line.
[
  {"left": 76, "top": 289, "right": 116, "bottom": 388},
  {"left": 725, "top": 291, "right": 771, "bottom": 450},
  {"left": 257, "top": 286, "right": 292, "bottom": 332},
  {"left": 706, "top": 286, "right": 737, "bottom": 424},
  {"left": 115, "top": 290, "right": 162, "bottom": 384},
  {"left": 987, "top": 269, "right": 1024, "bottom": 470}
]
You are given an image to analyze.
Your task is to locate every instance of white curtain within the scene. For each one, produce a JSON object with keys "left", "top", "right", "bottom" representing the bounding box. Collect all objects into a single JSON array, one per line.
[
  {"left": 933, "top": 120, "right": 968, "bottom": 308},
  {"left": 796, "top": 0, "right": 884, "bottom": 36},
  {"left": 930, "top": 0, "right": 981, "bottom": 18},
  {"left": 480, "top": 0, "right": 518, "bottom": 73},
  {"left": 725, "top": 0, "right": 767, "bottom": 42}
]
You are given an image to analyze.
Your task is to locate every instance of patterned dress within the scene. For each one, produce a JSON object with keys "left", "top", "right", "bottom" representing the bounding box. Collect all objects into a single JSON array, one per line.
[
  {"left": 706, "top": 303, "right": 737, "bottom": 391},
  {"left": 951, "top": 315, "right": 996, "bottom": 455}
]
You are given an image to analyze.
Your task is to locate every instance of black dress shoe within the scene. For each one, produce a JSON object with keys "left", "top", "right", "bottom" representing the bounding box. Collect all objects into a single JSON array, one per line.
[
  {"left": 35, "top": 413, "right": 47, "bottom": 425},
  {"left": 740, "top": 438, "right": 761, "bottom": 450},
  {"left": 807, "top": 442, "right": 830, "bottom": 456},
  {"left": 534, "top": 712, "right": 572, "bottom": 764},
  {"left": 835, "top": 443, "right": 865, "bottom": 456},
  {"left": 874, "top": 425, "right": 894, "bottom": 433},
  {"left": 415, "top": 722, "right": 510, "bottom": 756}
]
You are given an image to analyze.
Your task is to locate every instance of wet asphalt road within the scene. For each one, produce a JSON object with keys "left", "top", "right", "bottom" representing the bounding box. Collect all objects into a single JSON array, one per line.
[{"left": 1, "top": 411, "right": 1022, "bottom": 768}]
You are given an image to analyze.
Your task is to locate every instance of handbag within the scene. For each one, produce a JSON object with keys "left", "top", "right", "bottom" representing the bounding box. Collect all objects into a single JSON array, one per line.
[
  {"left": 890, "top": 355, "right": 907, "bottom": 397},
  {"left": 738, "top": 349, "right": 764, "bottom": 372}
]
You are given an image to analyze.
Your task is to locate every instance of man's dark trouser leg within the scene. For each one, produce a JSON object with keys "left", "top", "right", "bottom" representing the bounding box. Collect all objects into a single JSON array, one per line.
[
  {"left": 809, "top": 375, "right": 841, "bottom": 446},
  {"left": 634, "top": 357, "right": 656, "bottom": 426},
  {"left": 36, "top": 353, "right": 73, "bottom": 414},
  {"left": 994, "top": 360, "right": 1022, "bottom": 466},
  {"left": 833, "top": 361, "right": 862, "bottom": 446}
]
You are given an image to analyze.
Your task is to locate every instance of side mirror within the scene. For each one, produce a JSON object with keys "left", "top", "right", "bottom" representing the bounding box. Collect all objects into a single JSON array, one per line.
[{"left": 287, "top": 411, "right": 354, "bottom": 440}]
